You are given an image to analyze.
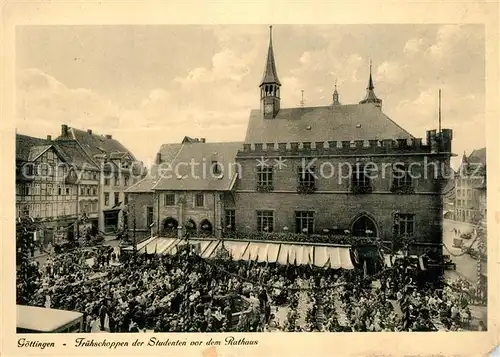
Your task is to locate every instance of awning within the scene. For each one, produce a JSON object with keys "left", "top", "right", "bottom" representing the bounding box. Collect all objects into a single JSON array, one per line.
[
  {"left": 122, "top": 236, "right": 156, "bottom": 251},
  {"left": 120, "top": 238, "right": 355, "bottom": 269}
]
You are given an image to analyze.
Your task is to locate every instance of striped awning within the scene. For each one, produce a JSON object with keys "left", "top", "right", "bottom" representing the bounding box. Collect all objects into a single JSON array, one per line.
[{"left": 122, "top": 237, "right": 354, "bottom": 269}]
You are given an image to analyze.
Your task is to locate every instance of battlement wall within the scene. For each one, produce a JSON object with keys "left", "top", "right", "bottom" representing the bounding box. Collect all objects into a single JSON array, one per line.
[{"left": 238, "top": 129, "right": 452, "bottom": 157}]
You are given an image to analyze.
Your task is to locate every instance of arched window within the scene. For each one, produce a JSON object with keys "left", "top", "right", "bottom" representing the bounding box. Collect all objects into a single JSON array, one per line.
[
  {"left": 163, "top": 217, "right": 178, "bottom": 231},
  {"left": 199, "top": 219, "right": 213, "bottom": 235},
  {"left": 351, "top": 215, "right": 378, "bottom": 237},
  {"left": 186, "top": 219, "right": 197, "bottom": 233}
]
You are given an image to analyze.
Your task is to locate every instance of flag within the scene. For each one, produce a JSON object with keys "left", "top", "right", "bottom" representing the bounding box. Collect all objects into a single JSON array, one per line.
[
  {"left": 352, "top": 249, "right": 360, "bottom": 265},
  {"left": 418, "top": 256, "right": 427, "bottom": 271}
]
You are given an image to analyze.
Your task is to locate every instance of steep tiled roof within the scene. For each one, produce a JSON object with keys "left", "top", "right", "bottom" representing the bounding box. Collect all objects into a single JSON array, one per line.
[
  {"left": 57, "top": 127, "right": 137, "bottom": 163},
  {"left": 27, "top": 145, "right": 52, "bottom": 161},
  {"left": 244, "top": 103, "right": 414, "bottom": 144},
  {"left": 468, "top": 147, "right": 486, "bottom": 165},
  {"left": 55, "top": 140, "right": 99, "bottom": 170},
  {"left": 158, "top": 143, "right": 183, "bottom": 163},
  {"left": 16, "top": 134, "right": 49, "bottom": 161},
  {"left": 153, "top": 142, "right": 243, "bottom": 191},
  {"left": 125, "top": 176, "right": 158, "bottom": 193}
]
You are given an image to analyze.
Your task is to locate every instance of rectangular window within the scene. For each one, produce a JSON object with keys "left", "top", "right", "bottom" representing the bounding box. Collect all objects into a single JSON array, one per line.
[
  {"left": 352, "top": 165, "right": 372, "bottom": 193},
  {"left": 47, "top": 204, "right": 53, "bottom": 217},
  {"left": 92, "top": 186, "right": 97, "bottom": 196},
  {"left": 104, "top": 178, "right": 110, "bottom": 186},
  {"left": 195, "top": 193, "right": 205, "bottom": 207},
  {"left": 295, "top": 211, "right": 314, "bottom": 234},
  {"left": 124, "top": 194, "right": 128, "bottom": 204},
  {"left": 86, "top": 186, "right": 91, "bottom": 195},
  {"left": 124, "top": 176, "right": 129, "bottom": 186},
  {"left": 65, "top": 187, "right": 70, "bottom": 195},
  {"left": 114, "top": 175, "right": 120, "bottom": 186},
  {"left": 80, "top": 186, "right": 85, "bottom": 195},
  {"left": 398, "top": 214, "right": 415, "bottom": 236},
  {"left": 164, "top": 193, "right": 176, "bottom": 206},
  {"left": 225, "top": 209, "right": 236, "bottom": 231},
  {"left": 146, "top": 207, "right": 154, "bottom": 228},
  {"left": 392, "top": 164, "right": 412, "bottom": 188},
  {"left": 256, "top": 210, "right": 274, "bottom": 232},
  {"left": 104, "top": 192, "right": 109, "bottom": 206},
  {"left": 297, "top": 166, "right": 316, "bottom": 189},
  {"left": 256, "top": 166, "right": 273, "bottom": 191},
  {"left": 114, "top": 192, "right": 120, "bottom": 206}
]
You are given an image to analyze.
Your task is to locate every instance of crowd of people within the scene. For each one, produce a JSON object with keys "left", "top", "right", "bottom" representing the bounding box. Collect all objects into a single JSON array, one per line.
[{"left": 18, "top": 241, "right": 482, "bottom": 333}]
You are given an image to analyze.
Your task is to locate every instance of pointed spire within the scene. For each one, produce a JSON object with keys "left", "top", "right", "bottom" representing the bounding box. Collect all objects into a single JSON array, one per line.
[
  {"left": 260, "top": 25, "right": 281, "bottom": 86},
  {"left": 359, "top": 59, "right": 382, "bottom": 107},
  {"left": 367, "top": 60, "right": 374, "bottom": 90},
  {"left": 332, "top": 79, "right": 340, "bottom": 105}
]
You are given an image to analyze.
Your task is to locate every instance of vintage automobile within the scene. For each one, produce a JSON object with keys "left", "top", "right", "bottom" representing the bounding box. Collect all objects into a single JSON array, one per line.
[{"left": 443, "top": 255, "right": 456, "bottom": 270}]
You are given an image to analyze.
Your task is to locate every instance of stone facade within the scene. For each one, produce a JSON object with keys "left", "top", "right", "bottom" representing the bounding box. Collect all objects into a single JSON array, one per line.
[{"left": 234, "top": 135, "right": 451, "bottom": 255}]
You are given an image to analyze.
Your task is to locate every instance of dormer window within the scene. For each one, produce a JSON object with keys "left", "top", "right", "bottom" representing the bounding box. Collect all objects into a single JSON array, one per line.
[{"left": 212, "top": 161, "right": 222, "bottom": 175}]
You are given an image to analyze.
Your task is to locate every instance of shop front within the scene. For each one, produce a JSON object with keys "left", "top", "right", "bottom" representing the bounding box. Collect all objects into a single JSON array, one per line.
[{"left": 103, "top": 209, "right": 120, "bottom": 233}]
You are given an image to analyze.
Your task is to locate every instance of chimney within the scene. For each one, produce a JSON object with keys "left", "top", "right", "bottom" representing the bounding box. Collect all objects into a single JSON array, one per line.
[
  {"left": 61, "top": 124, "right": 69, "bottom": 136},
  {"left": 156, "top": 152, "right": 162, "bottom": 165},
  {"left": 46, "top": 135, "right": 52, "bottom": 141},
  {"left": 87, "top": 129, "right": 93, "bottom": 135},
  {"left": 105, "top": 134, "right": 112, "bottom": 139},
  {"left": 200, "top": 138, "right": 206, "bottom": 143}
]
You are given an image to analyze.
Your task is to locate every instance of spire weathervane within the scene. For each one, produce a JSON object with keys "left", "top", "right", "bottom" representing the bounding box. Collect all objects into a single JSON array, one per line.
[
  {"left": 300, "top": 90, "right": 305, "bottom": 107},
  {"left": 359, "top": 59, "right": 382, "bottom": 107}
]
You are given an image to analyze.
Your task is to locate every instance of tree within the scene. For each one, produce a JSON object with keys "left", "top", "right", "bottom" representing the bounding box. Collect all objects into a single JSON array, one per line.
[{"left": 16, "top": 209, "right": 40, "bottom": 304}]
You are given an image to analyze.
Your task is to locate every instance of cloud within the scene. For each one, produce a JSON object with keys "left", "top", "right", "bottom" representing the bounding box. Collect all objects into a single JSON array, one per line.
[
  {"left": 17, "top": 68, "right": 118, "bottom": 131},
  {"left": 375, "top": 61, "right": 406, "bottom": 84},
  {"left": 403, "top": 38, "right": 427, "bottom": 56}
]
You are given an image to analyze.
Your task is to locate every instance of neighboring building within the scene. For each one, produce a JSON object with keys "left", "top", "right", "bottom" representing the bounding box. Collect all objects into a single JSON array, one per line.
[
  {"left": 442, "top": 171, "right": 456, "bottom": 220},
  {"left": 125, "top": 138, "right": 241, "bottom": 239},
  {"left": 15, "top": 133, "right": 99, "bottom": 245},
  {"left": 454, "top": 148, "right": 486, "bottom": 223},
  {"left": 55, "top": 139, "right": 101, "bottom": 229},
  {"left": 56, "top": 125, "right": 145, "bottom": 233},
  {"left": 233, "top": 26, "right": 453, "bottom": 257}
]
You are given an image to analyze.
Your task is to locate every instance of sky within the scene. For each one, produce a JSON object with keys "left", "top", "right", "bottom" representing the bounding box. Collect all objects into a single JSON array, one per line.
[{"left": 15, "top": 24, "right": 485, "bottom": 168}]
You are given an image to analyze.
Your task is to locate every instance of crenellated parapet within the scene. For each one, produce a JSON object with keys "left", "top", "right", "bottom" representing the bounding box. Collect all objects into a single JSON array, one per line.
[{"left": 237, "top": 129, "right": 452, "bottom": 157}]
